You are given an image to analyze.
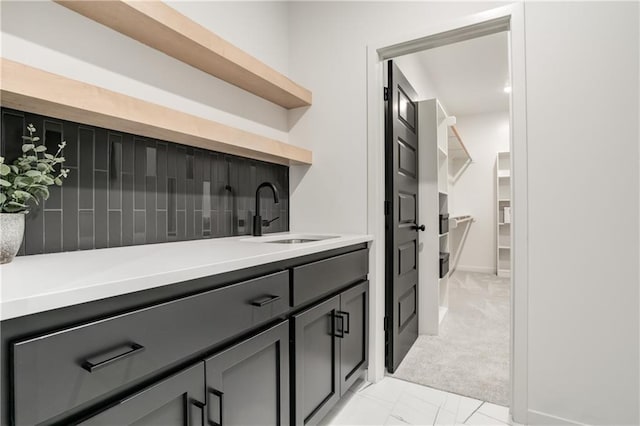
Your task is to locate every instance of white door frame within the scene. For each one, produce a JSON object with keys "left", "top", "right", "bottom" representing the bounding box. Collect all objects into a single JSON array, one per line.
[{"left": 365, "top": 3, "right": 528, "bottom": 422}]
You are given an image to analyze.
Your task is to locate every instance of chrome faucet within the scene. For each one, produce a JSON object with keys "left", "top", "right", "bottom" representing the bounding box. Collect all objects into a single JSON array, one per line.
[{"left": 253, "top": 182, "right": 280, "bottom": 236}]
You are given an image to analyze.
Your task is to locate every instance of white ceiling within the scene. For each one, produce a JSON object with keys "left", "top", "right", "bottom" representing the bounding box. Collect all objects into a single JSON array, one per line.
[{"left": 398, "top": 31, "right": 509, "bottom": 117}]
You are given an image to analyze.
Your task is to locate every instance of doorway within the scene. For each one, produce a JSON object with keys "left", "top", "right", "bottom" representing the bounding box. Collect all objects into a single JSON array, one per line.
[{"left": 366, "top": 4, "right": 528, "bottom": 422}]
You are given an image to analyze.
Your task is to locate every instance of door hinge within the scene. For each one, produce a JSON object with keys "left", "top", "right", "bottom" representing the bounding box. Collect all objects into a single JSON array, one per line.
[
  {"left": 384, "top": 87, "right": 389, "bottom": 101},
  {"left": 384, "top": 200, "right": 391, "bottom": 216}
]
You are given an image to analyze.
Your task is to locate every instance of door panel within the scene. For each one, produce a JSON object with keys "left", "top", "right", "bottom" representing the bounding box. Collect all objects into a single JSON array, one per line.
[
  {"left": 77, "top": 363, "right": 205, "bottom": 426},
  {"left": 339, "top": 281, "right": 369, "bottom": 396},
  {"left": 293, "top": 295, "right": 341, "bottom": 426},
  {"left": 204, "top": 321, "right": 290, "bottom": 426},
  {"left": 385, "top": 60, "right": 420, "bottom": 373}
]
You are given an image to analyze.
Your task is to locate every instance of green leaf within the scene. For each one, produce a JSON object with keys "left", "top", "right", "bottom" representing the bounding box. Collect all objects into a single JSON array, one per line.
[
  {"left": 0, "top": 179, "right": 11, "bottom": 187},
  {"left": 25, "top": 170, "right": 42, "bottom": 177},
  {"left": 13, "top": 190, "right": 32, "bottom": 200},
  {"left": 44, "top": 153, "right": 54, "bottom": 160},
  {"left": 41, "top": 175, "right": 54, "bottom": 185},
  {"left": 9, "top": 165, "right": 19, "bottom": 174},
  {"left": 32, "top": 137, "right": 40, "bottom": 142},
  {"left": 0, "top": 164, "right": 10, "bottom": 176},
  {"left": 34, "top": 145, "right": 47, "bottom": 152},
  {"left": 54, "top": 178, "right": 63, "bottom": 186},
  {"left": 21, "top": 144, "right": 35, "bottom": 153},
  {"left": 0, "top": 193, "right": 6, "bottom": 205}
]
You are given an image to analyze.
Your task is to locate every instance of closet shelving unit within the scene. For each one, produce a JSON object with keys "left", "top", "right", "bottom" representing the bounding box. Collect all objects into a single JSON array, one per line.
[
  {"left": 448, "top": 125, "right": 473, "bottom": 183},
  {"left": 418, "top": 98, "right": 454, "bottom": 335},
  {"left": 496, "top": 151, "right": 511, "bottom": 277}
]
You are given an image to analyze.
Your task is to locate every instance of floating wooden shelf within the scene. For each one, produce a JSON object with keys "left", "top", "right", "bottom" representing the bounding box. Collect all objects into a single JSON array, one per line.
[
  {"left": 55, "top": 0, "right": 312, "bottom": 109},
  {"left": 0, "top": 59, "right": 312, "bottom": 166}
]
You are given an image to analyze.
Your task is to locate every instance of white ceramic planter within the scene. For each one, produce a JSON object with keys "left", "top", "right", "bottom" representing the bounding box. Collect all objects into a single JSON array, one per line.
[{"left": 0, "top": 213, "right": 25, "bottom": 264}]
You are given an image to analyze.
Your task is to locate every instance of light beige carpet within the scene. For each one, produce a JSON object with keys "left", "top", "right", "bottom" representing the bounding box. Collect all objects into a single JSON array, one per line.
[{"left": 391, "top": 271, "right": 510, "bottom": 406}]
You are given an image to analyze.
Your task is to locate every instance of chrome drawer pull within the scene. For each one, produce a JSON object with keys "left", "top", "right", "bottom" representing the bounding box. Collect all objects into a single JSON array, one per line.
[
  {"left": 81, "top": 343, "right": 145, "bottom": 372},
  {"left": 250, "top": 294, "right": 281, "bottom": 307}
]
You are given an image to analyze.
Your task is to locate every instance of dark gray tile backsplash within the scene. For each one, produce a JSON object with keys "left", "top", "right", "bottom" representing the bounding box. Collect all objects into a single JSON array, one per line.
[{"left": 1, "top": 108, "right": 290, "bottom": 256}]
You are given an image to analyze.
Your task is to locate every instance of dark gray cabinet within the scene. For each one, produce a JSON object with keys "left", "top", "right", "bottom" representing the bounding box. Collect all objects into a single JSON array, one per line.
[
  {"left": 339, "top": 281, "right": 369, "bottom": 396},
  {"left": 204, "top": 321, "right": 290, "bottom": 426},
  {"left": 293, "top": 295, "right": 341, "bottom": 426},
  {"left": 1, "top": 244, "right": 369, "bottom": 426},
  {"left": 77, "top": 363, "right": 206, "bottom": 426},
  {"left": 292, "top": 281, "right": 369, "bottom": 426}
]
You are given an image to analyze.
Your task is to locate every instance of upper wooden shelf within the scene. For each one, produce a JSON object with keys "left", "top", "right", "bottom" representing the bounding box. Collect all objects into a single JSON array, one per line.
[
  {"left": 55, "top": 0, "right": 312, "bottom": 109},
  {"left": 0, "top": 59, "right": 312, "bottom": 166}
]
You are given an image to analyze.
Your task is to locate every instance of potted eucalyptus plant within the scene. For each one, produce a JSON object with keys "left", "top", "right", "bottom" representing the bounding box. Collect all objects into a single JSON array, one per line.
[{"left": 0, "top": 124, "right": 69, "bottom": 264}]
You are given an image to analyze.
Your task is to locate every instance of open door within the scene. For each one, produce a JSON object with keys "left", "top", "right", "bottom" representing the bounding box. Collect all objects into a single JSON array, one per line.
[{"left": 385, "top": 60, "right": 423, "bottom": 373}]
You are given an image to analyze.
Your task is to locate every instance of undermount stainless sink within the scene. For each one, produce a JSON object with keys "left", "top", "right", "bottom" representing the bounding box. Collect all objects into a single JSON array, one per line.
[
  {"left": 267, "top": 238, "right": 326, "bottom": 244},
  {"left": 241, "top": 234, "right": 340, "bottom": 244}
]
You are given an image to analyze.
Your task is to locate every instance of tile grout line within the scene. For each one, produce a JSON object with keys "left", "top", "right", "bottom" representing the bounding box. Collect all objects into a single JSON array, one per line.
[{"left": 463, "top": 401, "right": 484, "bottom": 424}]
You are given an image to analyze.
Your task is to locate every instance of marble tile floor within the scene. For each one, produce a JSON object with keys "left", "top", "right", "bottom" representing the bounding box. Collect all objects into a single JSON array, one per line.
[{"left": 318, "top": 377, "right": 521, "bottom": 426}]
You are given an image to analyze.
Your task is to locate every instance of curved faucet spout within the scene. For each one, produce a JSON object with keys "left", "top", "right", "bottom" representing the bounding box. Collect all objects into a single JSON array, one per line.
[{"left": 253, "top": 182, "right": 280, "bottom": 236}]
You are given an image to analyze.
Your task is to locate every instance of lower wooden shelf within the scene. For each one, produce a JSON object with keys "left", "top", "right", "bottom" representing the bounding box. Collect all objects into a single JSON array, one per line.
[{"left": 0, "top": 59, "right": 312, "bottom": 166}]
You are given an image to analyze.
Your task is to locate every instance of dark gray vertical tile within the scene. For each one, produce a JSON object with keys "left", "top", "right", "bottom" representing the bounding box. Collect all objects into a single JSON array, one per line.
[
  {"left": 134, "top": 210, "right": 145, "bottom": 244},
  {"left": 62, "top": 121, "right": 78, "bottom": 168},
  {"left": 122, "top": 173, "right": 134, "bottom": 246},
  {"left": 134, "top": 138, "right": 146, "bottom": 210},
  {"left": 94, "top": 170, "right": 108, "bottom": 249},
  {"left": 1, "top": 111, "right": 25, "bottom": 162},
  {"left": 177, "top": 210, "right": 186, "bottom": 240},
  {"left": 78, "top": 211, "right": 94, "bottom": 250},
  {"left": 210, "top": 211, "right": 219, "bottom": 237},
  {"left": 238, "top": 160, "right": 249, "bottom": 212},
  {"left": 94, "top": 129, "right": 108, "bottom": 171},
  {"left": 168, "top": 178, "right": 177, "bottom": 238},
  {"left": 146, "top": 145, "right": 157, "bottom": 177},
  {"left": 108, "top": 134, "right": 122, "bottom": 210},
  {"left": 186, "top": 179, "right": 194, "bottom": 239},
  {"left": 122, "top": 134, "right": 134, "bottom": 174},
  {"left": 78, "top": 127, "right": 94, "bottom": 210},
  {"left": 194, "top": 151, "right": 203, "bottom": 210},
  {"left": 209, "top": 154, "right": 220, "bottom": 212},
  {"left": 177, "top": 147, "right": 186, "bottom": 210},
  {"left": 108, "top": 211, "right": 121, "bottom": 247},
  {"left": 157, "top": 143, "right": 167, "bottom": 210},
  {"left": 25, "top": 204, "right": 44, "bottom": 255},
  {"left": 157, "top": 210, "right": 167, "bottom": 243},
  {"left": 195, "top": 210, "right": 202, "bottom": 237},
  {"left": 44, "top": 121, "right": 63, "bottom": 209},
  {"left": 202, "top": 181, "right": 211, "bottom": 237},
  {"left": 44, "top": 211, "right": 62, "bottom": 253},
  {"left": 186, "top": 148, "right": 194, "bottom": 180},
  {"left": 145, "top": 176, "right": 156, "bottom": 243},
  {"left": 62, "top": 169, "right": 78, "bottom": 252},
  {"left": 223, "top": 211, "right": 232, "bottom": 236},
  {"left": 167, "top": 143, "right": 177, "bottom": 178}
]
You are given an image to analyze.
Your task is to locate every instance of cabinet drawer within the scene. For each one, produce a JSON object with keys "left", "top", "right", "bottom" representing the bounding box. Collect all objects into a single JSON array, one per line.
[
  {"left": 291, "top": 249, "right": 368, "bottom": 307},
  {"left": 12, "top": 271, "right": 289, "bottom": 426}
]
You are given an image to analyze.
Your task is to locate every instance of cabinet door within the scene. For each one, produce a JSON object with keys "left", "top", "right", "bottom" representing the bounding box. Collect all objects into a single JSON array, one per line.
[
  {"left": 77, "top": 363, "right": 205, "bottom": 426},
  {"left": 339, "top": 281, "right": 369, "bottom": 396},
  {"left": 205, "top": 321, "right": 289, "bottom": 426},
  {"left": 292, "top": 295, "right": 341, "bottom": 426}
]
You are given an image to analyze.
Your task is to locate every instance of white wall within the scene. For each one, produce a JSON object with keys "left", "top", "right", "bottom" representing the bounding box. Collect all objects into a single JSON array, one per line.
[
  {"left": 451, "top": 111, "right": 510, "bottom": 273},
  {"left": 287, "top": 1, "right": 503, "bottom": 233},
  {"left": 524, "top": 3, "right": 639, "bottom": 424},
  {"left": 0, "top": 1, "right": 291, "bottom": 141}
]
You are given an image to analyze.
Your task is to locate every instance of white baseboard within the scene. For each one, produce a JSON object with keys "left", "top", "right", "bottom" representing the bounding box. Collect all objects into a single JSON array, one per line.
[
  {"left": 527, "top": 409, "right": 588, "bottom": 425},
  {"left": 454, "top": 265, "right": 496, "bottom": 274}
]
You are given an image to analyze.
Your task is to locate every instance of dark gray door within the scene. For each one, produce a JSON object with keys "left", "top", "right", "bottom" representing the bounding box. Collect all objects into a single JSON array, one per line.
[
  {"left": 385, "top": 60, "right": 422, "bottom": 373},
  {"left": 339, "top": 281, "right": 369, "bottom": 396},
  {"left": 77, "top": 363, "right": 206, "bottom": 426},
  {"left": 292, "top": 295, "right": 341, "bottom": 426},
  {"left": 204, "top": 321, "right": 290, "bottom": 426}
]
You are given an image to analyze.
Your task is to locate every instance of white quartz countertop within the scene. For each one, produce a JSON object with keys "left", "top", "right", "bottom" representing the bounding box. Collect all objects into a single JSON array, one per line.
[{"left": 0, "top": 233, "right": 372, "bottom": 321}]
